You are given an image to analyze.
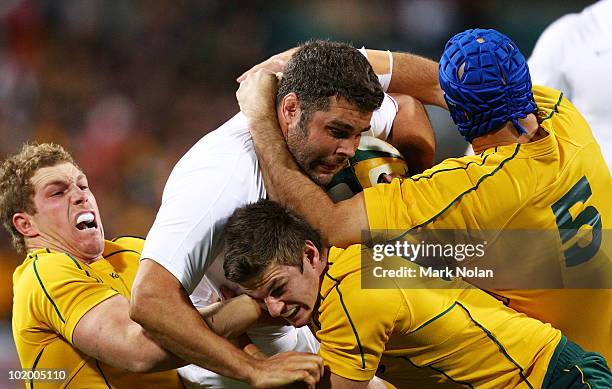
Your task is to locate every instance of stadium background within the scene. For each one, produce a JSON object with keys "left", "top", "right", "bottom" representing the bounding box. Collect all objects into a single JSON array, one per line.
[{"left": 0, "top": 0, "right": 598, "bottom": 386}]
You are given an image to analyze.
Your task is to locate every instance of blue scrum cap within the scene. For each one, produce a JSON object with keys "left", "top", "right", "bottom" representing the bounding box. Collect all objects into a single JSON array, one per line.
[{"left": 439, "top": 28, "right": 536, "bottom": 142}]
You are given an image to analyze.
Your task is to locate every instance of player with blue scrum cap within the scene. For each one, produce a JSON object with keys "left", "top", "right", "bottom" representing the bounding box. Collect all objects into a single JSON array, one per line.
[
  {"left": 439, "top": 28, "right": 536, "bottom": 141},
  {"left": 236, "top": 27, "right": 612, "bottom": 374}
]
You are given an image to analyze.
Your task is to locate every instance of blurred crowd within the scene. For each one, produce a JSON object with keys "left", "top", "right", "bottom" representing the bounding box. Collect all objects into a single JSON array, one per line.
[{"left": 0, "top": 1, "right": 596, "bottom": 382}]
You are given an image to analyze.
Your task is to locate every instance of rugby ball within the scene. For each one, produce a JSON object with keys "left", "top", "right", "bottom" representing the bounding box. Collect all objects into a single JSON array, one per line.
[{"left": 325, "top": 136, "right": 407, "bottom": 202}]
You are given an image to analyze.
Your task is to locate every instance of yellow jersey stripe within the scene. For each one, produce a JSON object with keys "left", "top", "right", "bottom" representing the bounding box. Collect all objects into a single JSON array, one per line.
[
  {"left": 397, "top": 356, "right": 474, "bottom": 388},
  {"left": 30, "top": 347, "right": 45, "bottom": 389},
  {"left": 396, "top": 143, "right": 522, "bottom": 239},
  {"left": 66, "top": 253, "right": 92, "bottom": 278},
  {"left": 104, "top": 249, "right": 141, "bottom": 259},
  {"left": 408, "top": 148, "right": 500, "bottom": 183},
  {"left": 111, "top": 235, "right": 145, "bottom": 242},
  {"left": 408, "top": 302, "right": 457, "bottom": 334},
  {"left": 540, "top": 92, "right": 563, "bottom": 123},
  {"left": 455, "top": 302, "right": 534, "bottom": 389},
  {"left": 33, "top": 255, "right": 65, "bottom": 324},
  {"left": 335, "top": 282, "right": 366, "bottom": 369},
  {"left": 95, "top": 360, "right": 112, "bottom": 389}
]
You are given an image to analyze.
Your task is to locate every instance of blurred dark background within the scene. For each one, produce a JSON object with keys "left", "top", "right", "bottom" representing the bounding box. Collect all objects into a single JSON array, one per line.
[{"left": 0, "top": 0, "right": 597, "bottom": 383}]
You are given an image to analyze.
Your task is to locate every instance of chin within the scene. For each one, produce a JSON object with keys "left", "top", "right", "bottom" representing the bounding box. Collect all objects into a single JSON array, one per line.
[
  {"left": 291, "top": 309, "right": 313, "bottom": 328},
  {"left": 308, "top": 171, "right": 334, "bottom": 187}
]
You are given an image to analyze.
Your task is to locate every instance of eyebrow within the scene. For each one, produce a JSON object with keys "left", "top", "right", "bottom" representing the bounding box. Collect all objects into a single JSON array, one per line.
[
  {"left": 42, "top": 174, "right": 87, "bottom": 188},
  {"left": 42, "top": 180, "right": 68, "bottom": 190},
  {"left": 328, "top": 120, "right": 371, "bottom": 134}
]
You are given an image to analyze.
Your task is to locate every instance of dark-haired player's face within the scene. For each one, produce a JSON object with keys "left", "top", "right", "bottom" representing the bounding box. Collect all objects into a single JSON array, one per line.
[
  {"left": 287, "top": 96, "right": 372, "bottom": 186},
  {"left": 243, "top": 257, "right": 321, "bottom": 328}
]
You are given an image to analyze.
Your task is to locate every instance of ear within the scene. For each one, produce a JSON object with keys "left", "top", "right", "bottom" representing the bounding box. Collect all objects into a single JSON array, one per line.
[
  {"left": 303, "top": 240, "right": 322, "bottom": 270},
  {"left": 279, "top": 92, "right": 300, "bottom": 128},
  {"left": 12, "top": 213, "right": 39, "bottom": 238}
]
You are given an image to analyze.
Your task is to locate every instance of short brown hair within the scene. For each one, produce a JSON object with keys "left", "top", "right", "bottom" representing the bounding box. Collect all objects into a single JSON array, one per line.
[
  {"left": 0, "top": 143, "right": 77, "bottom": 254},
  {"left": 277, "top": 39, "right": 384, "bottom": 128},
  {"left": 224, "top": 200, "right": 323, "bottom": 285}
]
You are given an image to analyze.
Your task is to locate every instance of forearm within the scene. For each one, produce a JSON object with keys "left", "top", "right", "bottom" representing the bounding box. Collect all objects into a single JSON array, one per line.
[
  {"left": 136, "top": 298, "right": 254, "bottom": 380},
  {"left": 198, "top": 294, "right": 262, "bottom": 339},
  {"left": 366, "top": 49, "right": 446, "bottom": 109},
  {"left": 388, "top": 93, "right": 435, "bottom": 174},
  {"left": 127, "top": 323, "right": 188, "bottom": 372},
  {"left": 248, "top": 115, "right": 352, "bottom": 247},
  {"left": 240, "top": 47, "right": 445, "bottom": 109},
  {"left": 130, "top": 262, "right": 258, "bottom": 383},
  {"left": 72, "top": 295, "right": 187, "bottom": 373}
]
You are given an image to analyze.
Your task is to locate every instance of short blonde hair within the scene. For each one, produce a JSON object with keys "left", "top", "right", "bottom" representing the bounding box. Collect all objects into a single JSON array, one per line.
[{"left": 0, "top": 143, "right": 77, "bottom": 254}]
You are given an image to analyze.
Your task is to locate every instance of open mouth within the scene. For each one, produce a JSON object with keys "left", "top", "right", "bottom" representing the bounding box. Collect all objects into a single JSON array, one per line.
[
  {"left": 281, "top": 306, "right": 299, "bottom": 319},
  {"left": 75, "top": 212, "right": 97, "bottom": 230}
]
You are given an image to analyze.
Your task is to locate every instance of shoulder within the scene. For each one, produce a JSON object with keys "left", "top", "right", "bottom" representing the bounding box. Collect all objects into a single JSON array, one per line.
[
  {"left": 13, "top": 250, "right": 90, "bottom": 300},
  {"left": 107, "top": 236, "right": 145, "bottom": 253},
  {"left": 533, "top": 85, "right": 572, "bottom": 119},
  {"left": 162, "top": 114, "right": 261, "bottom": 198},
  {"left": 546, "top": 13, "right": 581, "bottom": 33},
  {"left": 26, "top": 250, "right": 83, "bottom": 275},
  {"left": 323, "top": 245, "right": 403, "bottom": 319},
  {"left": 184, "top": 113, "right": 253, "bottom": 159}
]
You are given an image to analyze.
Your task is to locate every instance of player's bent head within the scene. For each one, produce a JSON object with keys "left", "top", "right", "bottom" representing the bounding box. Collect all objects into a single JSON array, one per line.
[
  {"left": 277, "top": 39, "right": 384, "bottom": 128},
  {"left": 223, "top": 199, "right": 323, "bottom": 286},
  {"left": 0, "top": 143, "right": 78, "bottom": 254},
  {"left": 439, "top": 28, "right": 537, "bottom": 142}
]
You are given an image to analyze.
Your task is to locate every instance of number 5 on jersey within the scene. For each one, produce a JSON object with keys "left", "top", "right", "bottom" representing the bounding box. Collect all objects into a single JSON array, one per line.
[{"left": 552, "top": 176, "right": 602, "bottom": 267}]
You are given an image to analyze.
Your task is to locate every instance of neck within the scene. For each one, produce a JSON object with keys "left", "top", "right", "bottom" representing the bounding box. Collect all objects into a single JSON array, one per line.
[
  {"left": 471, "top": 114, "right": 548, "bottom": 154},
  {"left": 26, "top": 238, "right": 102, "bottom": 264}
]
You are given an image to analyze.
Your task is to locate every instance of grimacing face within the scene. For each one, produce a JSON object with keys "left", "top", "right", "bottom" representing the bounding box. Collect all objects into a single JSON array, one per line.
[
  {"left": 19, "top": 162, "right": 104, "bottom": 260},
  {"left": 287, "top": 96, "right": 373, "bottom": 186},
  {"left": 243, "top": 246, "right": 322, "bottom": 328}
]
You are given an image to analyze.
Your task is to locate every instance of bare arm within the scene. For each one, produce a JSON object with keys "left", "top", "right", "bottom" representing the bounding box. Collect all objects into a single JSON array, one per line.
[
  {"left": 238, "top": 47, "right": 446, "bottom": 109},
  {"left": 236, "top": 70, "right": 369, "bottom": 248},
  {"left": 388, "top": 93, "right": 435, "bottom": 174},
  {"left": 197, "top": 294, "right": 262, "bottom": 340},
  {"left": 385, "top": 51, "right": 447, "bottom": 109},
  {"left": 72, "top": 294, "right": 186, "bottom": 373},
  {"left": 130, "top": 259, "right": 323, "bottom": 388}
]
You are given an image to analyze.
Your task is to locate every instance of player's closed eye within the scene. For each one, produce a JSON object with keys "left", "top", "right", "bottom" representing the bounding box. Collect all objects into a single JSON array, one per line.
[
  {"left": 330, "top": 128, "right": 350, "bottom": 139},
  {"left": 270, "top": 285, "right": 285, "bottom": 298}
]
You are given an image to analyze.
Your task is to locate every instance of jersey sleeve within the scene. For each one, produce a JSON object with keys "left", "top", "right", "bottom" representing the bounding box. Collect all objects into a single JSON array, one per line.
[
  {"left": 363, "top": 178, "right": 414, "bottom": 233},
  {"left": 357, "top": 47, "right": 392, "bottom": 92},
  {"left": 363, "top": 155, "right": 489, "bottom": 234},
  {"left": 28, "top": 253, "right": 119, "bottom": 344},
  {"left": 141, "top": 138, "right": 262, "bottom": 294},
  {"left": 317, "top": 276, "right": 403, "bottom": 381},
  {"left": 367, "top": 93, "right": 398, "bottom": 141}
]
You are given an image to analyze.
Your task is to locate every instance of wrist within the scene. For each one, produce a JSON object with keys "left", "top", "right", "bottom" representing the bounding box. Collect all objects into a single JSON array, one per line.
[
  {"left": 244, "top": 355, "right": 264, "bottom": 386},
  {"left": 247, "top": 116, "right": 284, "bottom": 144}
]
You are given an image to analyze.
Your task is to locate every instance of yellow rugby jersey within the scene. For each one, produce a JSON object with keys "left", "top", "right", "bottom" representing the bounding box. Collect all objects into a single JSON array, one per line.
[
  {"left": 363, "top": 85, "right": 612, "bottom": 359},
  {"left": 12, "top": 237, "right": 183, "bottom": 389},
  {"left": 315, "top": 244, "right": 562, "bottom": 388}
]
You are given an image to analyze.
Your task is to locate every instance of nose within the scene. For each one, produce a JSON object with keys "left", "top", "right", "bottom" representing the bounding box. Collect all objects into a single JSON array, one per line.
[
  {"left": 70, "top": 185, "right": 89, "bottom": 205},
  {"left": 336, "top": 136, "right": 359, "bottom": 159},
  {"left": 264, "top": 296, "right": 285, "bottom": 317}
]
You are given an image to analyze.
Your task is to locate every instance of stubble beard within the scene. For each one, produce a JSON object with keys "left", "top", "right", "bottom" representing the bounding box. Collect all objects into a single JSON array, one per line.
[{"left": 286, "top": 122, "right": 330, "bottom": 187}]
